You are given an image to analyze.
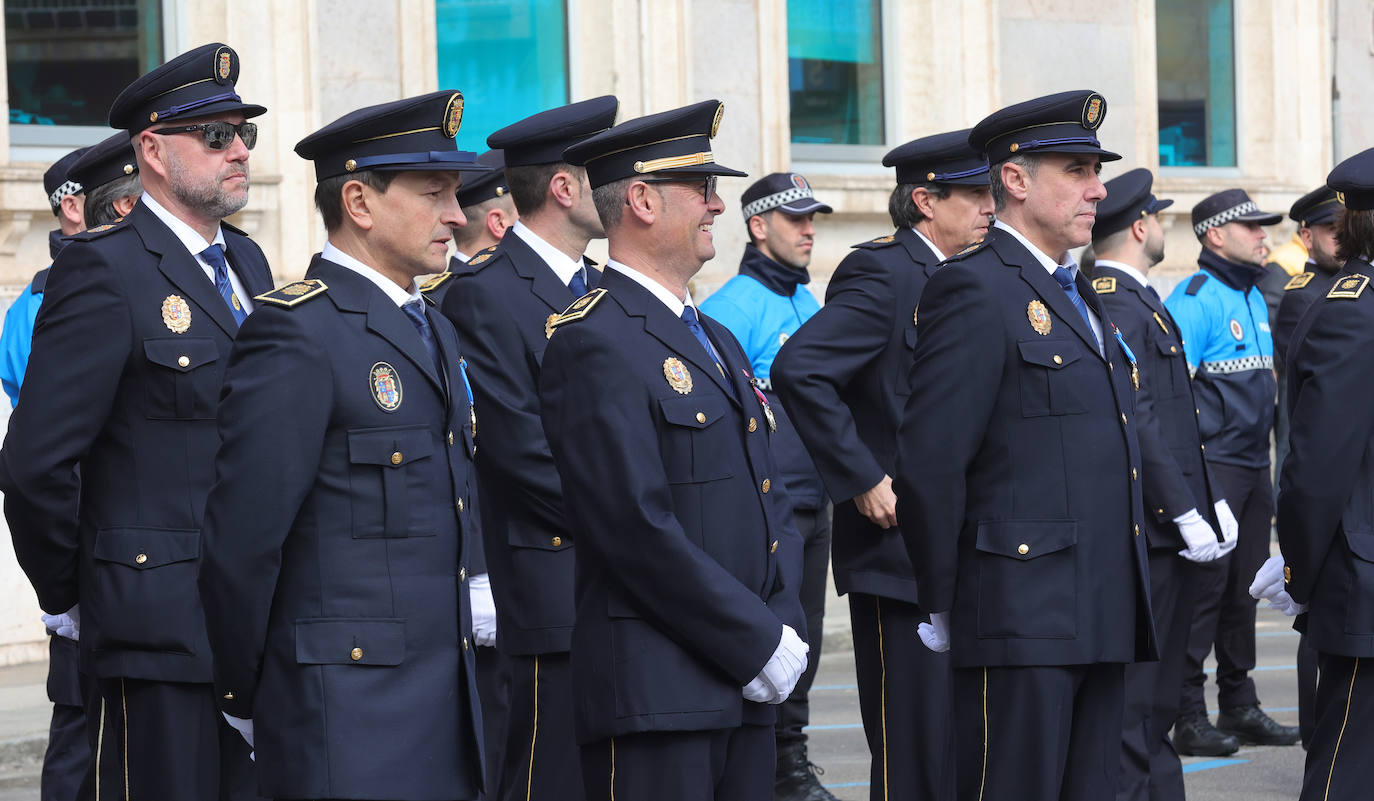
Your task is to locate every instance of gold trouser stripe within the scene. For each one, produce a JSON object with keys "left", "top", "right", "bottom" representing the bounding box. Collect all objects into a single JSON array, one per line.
[
  {"left": 526, "top": 656, "right": 541, "bottom": 801},
  {"left": 609, "top": 737, "right": 616, "bottom": 801},
  {"left": 875, "top": 597, "right": 889, "bottom": 801},
  {"left": 95, "top": 694, "right": 107, "bottom": 801},
  {"left": 979, "top": 668, "right": 988, "bottom": 801},
  {"left": 122, "top": 678, "right": 130, "bottom": 800},
  {"left": 1323, "top": 656, "right": 1360, "bottom": 801}
]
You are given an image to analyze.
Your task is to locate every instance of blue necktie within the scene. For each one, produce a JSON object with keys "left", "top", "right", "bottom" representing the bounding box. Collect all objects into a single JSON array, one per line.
[
  {"left": 200, "top": 244, "right": 247, "bottom": 325},
  {"left": 681, "top": 306, "right": 728, "bottom": 380},
  {"left": 402, "top": 299, "right": 444, "bottom": 380},
  {"left": 1053, "top": 266, "right": 1099, "bottom": 348},
  {"left": 568, "top": 269, "right": 588, "bottom": 297}
]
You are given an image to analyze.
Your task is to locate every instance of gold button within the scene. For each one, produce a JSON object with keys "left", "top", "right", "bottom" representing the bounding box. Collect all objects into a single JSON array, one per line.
[
  {"left": 1283, "top": 565, "right": 1292, "bottom": 583},
  {"left": 927, "top": 171, "right": 936, "bottom": 180},
  {"left": 1134, "top": 524, "right": 1140, "bottom": 536},
  {"left": 761, "top": 479, "right": 771, "bottom": 493},
  {"left": 135, "top": 553, "right": 148, "bottom": 565},
  {"left": 552, "top": 536, "right": 562, "bottom": 547},
  {"left": 1131, "top": 468, "right": 1138, "bottom": 480},
  {"left": 1200, "top": 444, "right": 1206, "bottom": 452},
  {"left": 459, "top": 567, "right": 467, "bottom": 582},
  {"left": 1052, "top": 355, "right": 1062, "bottom": 365},
  {"left": 1157, "top": 507, "right": 1165, "bottom": 515},
  {"left": 1009, "top": 142, "right": 1019, "bottom": 153},
  {"left": 770, "top": 540, "right": 779, "bottom": 554},
  {"left": 696, "top": 412, "right": 706, "bottom": 424},
  {"left": 1108, "top": 361, "right": 1114, "bottom": 370},
  {"left": 1170, "top": 345, "right": 1178, "bottom": 353},
  {"left": 457, "top": 498, "right": 465, "bottom": 512},
  {"left": 1120, "top": 413, "right": 1128, "bottom": 425},
  {"left": 1196, "top": 408, "right": 1200, "bottom": 415},
  {"left": 345, "top": 158, "right": 357, "bottom": 172},
  {"left": 462, "top": 637, "right": 470, "bottom": 651},
  {"left": 350, "top": 647, "right": 363, "bottom": 661},
  {"left": 748, "top": 417, "right": 758, "bottom": 433},
  {"left": 448, "top": 431, "right": 454, "bottom": 445},
  {"left": 223, "top": 691, "right": 234, "bottom": 700},
  {"left": 391, "top": 451, "right": 403, "bottom": 465},
  {"left": 1017, "top": 543, "right": 1029, "bottom": 555},
  {"left": 177, "top": 355, "right": 190, "bottom": 367}
]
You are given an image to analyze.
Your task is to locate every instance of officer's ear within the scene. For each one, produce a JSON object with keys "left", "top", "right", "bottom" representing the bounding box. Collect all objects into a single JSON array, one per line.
[
  {"left": 1203, "top": 225, "right": 1226, "bottom": 250},
  {"left": 548, "top": 169, "right": 578, "bottom": 211},
  {"left": 911, "top": 186, "right": 938, "bottom": 219},
  {"left": 999, "top": 161, "right": 1032, "bottom": 203},
  {"left": 112, "top": 193, "right": 139, "bottom": 218},
  {"left": 486, "top": 205, "right": 512, "bottom": 240},
  {"left": 340, "top": 179, "right": 375, "bottom": 231},
  {"left": 747, "top": 213, "right": 769, "bottom": 244},
  {"left": 133, "top": 130, "right": 169, "bottom": 183},
  {"left": 1130, "top": 217, "right": 1149, "bottom": 244},
  {"left": 624, "top": 181, "right": 658, "bottom": 225},
  {"left": 1298, "top": 226, "right": 1315, "bottom": 252}
]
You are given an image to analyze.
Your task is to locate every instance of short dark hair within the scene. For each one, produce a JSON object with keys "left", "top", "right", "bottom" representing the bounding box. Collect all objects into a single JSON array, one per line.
[
  {"left": 1335, "top": 207, "right": 1372, "bottom": 263},
  {"left": 84, "top": 174, "right": 141, "bottom": 227},
  {"left": 314, "top": 169, "right": 397, "bottom": 232},
  {"left": 988, "top": 154, "right": 1039, "bottom": 213},
  {"left": 454, "top": 196, "right": 510, "bottom": 250},
  {"left": 1090, "top": 225, "right": 1131, "bottom": 254},
  {"left": 505, "top": 162, "right": 581, "bottom": 217},
  {"left": 592, "top": 177, "right": 633, "bottom": 231},
  {"left": 888, "top": 182, "right": 951, "bottom": 228}
]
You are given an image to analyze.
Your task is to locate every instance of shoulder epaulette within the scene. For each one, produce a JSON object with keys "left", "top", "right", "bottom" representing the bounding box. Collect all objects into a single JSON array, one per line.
[
  {"left": 465, "top": 244, "right": 500, "bottom": 267},
  {"left": 419, "top": 272, "right": 454, "bottom": 294},
  {"left": 67, "top": 217, "right": 127, "bottom": 241},
  {"left": 852, "top": 233, "right": 899, "bottom": 250},
  {"left": 545, "top": 287, "right": 608, "bottom": 338},
  {"left": 254, "top": 279, "right": 328, "bottom": 308},
  {"left": 1092, "top": 276, "right": 1117, "bottom": 294},
  {"left": 1184, "top": 273, "right": 1209, "bottom": 296},
  {"left": 942, "top": 238, "right": 989, "bottom": 263},
  {"left": 1327, "top": 274, "right": 1369, "bottom": 300},
  {"left": 1284, "top": 272, "right": 1316, "bottom": 291}
]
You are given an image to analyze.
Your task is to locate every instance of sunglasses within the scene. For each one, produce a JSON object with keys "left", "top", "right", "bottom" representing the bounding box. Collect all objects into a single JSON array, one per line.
[
  {"left": 641, "top": 174, "right": 717, "bottom": 202},
  {"left": 150, "top": 121, "right": 258, "bottom": 151}
]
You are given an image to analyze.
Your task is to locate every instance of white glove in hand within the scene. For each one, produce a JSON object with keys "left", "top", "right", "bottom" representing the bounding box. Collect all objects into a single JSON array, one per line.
[
  {"left": 1266, "top": 590, "right": 1308, "bottom": 617},
  {"left": 749, "top": 624, "right": 810, "bottom": 705},
  {"left": 742, "top": 675, "right": 778, "bottom": 704},
  {"left": 1215, "top": 500, "right": 1240, "bottom": 548},
  {"left": 468, "top": 573, "right": 497, "bottom": 647},
  {"left": 1175, "top": 508, "right": 1227, "bottom": 563},
  {"left": 222, "top": 712, "right": 255, "bottom": 761},
  {"left": 41, "top": 604, "right": 80, "bottom": 641},
  {"left": 918, "top": 611, "right": 950, "bottom": 653},
  {"left": 1249, "top": 555, "right": 1287, "bottom": 602}
]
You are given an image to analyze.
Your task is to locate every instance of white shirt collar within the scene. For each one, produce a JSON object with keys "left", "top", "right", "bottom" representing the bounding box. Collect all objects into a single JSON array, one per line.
[
  {"left": 1092, "top": 258, "right": 1150, "bottom": 289},
  {"left": 322, "top": 241, "right": 422, "bottom": 308},
  {"left": 140, "top": 191, "right": 225, "bottom": 256},
  {"left": 454, "top": 249, "right": 470, "bottom": 263},
  {"left": 994, "top": 219, "right": 1077, "bottom": 278},
  {"left": 605, "top": 260, "right": 695, "bottom": 317},
  {"left": 910, "top": 226, "right": 947, "bottom": 262},
  {"left": 512, "top": 220, "right": 587, "bottom": 287}
]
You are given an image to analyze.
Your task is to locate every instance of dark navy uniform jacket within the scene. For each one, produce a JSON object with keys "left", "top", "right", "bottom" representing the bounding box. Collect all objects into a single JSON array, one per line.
[
  {"left": 199, "top": 256, "right": 483, "bottom": 800},
  {"left": 1092, "top": 264, "right": 1220, "bottom": 551},
  {"left": 773, "top": 226, "right": 938, "bottom": 603},
  {"left": 440, "top": 229, "right": 599, "bottom": 656},
  {"left": 0, "top": 200, "right": 272, "bottom": 683},
  {"left": 1273, "top": 263, "right": 1342, "bottom": 367},
  {"left": 893, "top": 227, "right": 1156, "bottom": 668},
  {"left": 1278, "top": 262, "right": 1374, "bottom": 658},
  {"left": 538, "top": 267, "right": 806, "bottom": 743}
]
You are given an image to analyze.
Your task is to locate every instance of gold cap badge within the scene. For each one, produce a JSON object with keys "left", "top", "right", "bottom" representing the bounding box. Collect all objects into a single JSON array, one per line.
[{"left": 442, "top": 93, "right": 464, "bottom": 139}]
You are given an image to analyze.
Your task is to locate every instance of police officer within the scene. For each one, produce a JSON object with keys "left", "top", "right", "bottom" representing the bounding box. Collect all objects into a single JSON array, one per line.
[
  {"left": 439, "top": 95, "right": 618, "bottom": 801},
  {"left": 548, "top": 99, "right": 808, "bottom": 801},
  {"left": 698, "top": 170, "right": 834, "bottom": 801},
  {"left": 772, "top": 129, "right": 992, "bottom": 801},
  {"left": 0, "top": 43, "right": 272, "bottom": 800},
  {"left": 453, "top": 149, "right": 515, "bottom": 264},
  {"left": 1263, "top": 147, "right": 1374, "bottom": 801},
  {"left": 198, "top": 90, "right": 487, "bottom": 801},
  {"left": 1089, "top": 168, "right": 1236, "bottom": 798},
  {"left": 1165, "top": 189, "right": 1301, "bottom": 750},
  {"left": 892, "top": 91, "right": 1155, "bottom": 801}
]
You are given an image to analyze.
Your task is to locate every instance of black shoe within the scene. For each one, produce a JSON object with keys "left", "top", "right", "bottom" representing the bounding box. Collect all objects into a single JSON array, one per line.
[
  {"left": 775, "top": 741, "right": 839, "bottom": 801},
  {"left": 1172, "top": 715, "right": 1241, "bottom": 757},
  {"left": 1217, "top": 704, "right": 1302, "bottom": 746}
]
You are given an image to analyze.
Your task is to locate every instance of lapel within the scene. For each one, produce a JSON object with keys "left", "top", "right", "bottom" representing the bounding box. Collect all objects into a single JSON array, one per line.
[
  {"left": 503, "top": 229, "right": 579, "bottom": 312},
  {"left": 990, "top": 230, "right": 1102, "bottom": 359},
  {"left": 896, "top": 227, "right": 938, "bottom": 277},
  {"left": 222, "top": 228, "right": 274, "bottom": 298},
  {"left": 702, "top": 314, "right": 753, "bottom": 408},
  {"left": 1099, "top": 265, "right": 1180, "bottom": 341},
  {"left": 425, "top": 299, "right": 454, "bottom": 407},
  {"left": 130, "top": 201, "right": 239, "bottom": 336}
]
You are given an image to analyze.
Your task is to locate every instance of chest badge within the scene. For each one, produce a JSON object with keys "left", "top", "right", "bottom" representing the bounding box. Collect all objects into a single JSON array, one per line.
[
  {"left": 749, "top": 377, "right": 778, "bottom": 432},
  {"left": 1229, "top": 318, "right": 1244, "bottom": 340},
  {"left": 370, "top": 362, "right": 403, "bottom": 412},
  {"left": 545, "top": 314, "right": 558, "bottom": 340},
  {"left": 1152, "top": 311, "right": 1170, "bottom": 335},
  {"left": 778, "top": 332, "right": 789, "bottom": 347},
  {"left": 1027, "top": 300, "right": 1052, "bottom": 335},
  {"left": 161, "top": 295, "right": 191, "bottom": 334},
  {"left": 663, "top": 357, "right": 693, "bottom": 395}
]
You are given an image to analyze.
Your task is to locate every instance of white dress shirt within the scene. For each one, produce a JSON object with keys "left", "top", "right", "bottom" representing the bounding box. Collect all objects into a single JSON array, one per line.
[
  {"left": 512, "top": 221, "right": 589, "bottom": 288},
  {"left": 321, "top": 242, "right": 423, "bottom": 307},
  {"left": 995, "top": 219, "right": 1103, "bottom": 353},
  {"left": 140, "top": 192, "right": 255, "bottom": 315}
]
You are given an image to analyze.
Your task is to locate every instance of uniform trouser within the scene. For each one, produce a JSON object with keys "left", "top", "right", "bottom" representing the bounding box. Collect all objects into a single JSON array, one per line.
[
  {"left": 43, "top": 635, "right": 90, "bottom": 801},
  {"left": 87, "top": 677, "right": 261, "bottom": 801},
  {"left": 498, "top": 652, "right": 583, "bottom": 801},
  {"left": 956, "top": 664, "right": 1125, "bottom": 801},
  {"left": 848, "top": 593, "right": 954, "bottom": 801},
  {"left": 580, "top": 724, "right": 773, "bottom": 801},
  {"left": 1299, "top": 653, "right": 1374, "bottom": 801},
  {"left": 476, "top": 645, "right": 511, "bottom": 798},
  {"left": 775, "top": 504, "right": 832, "bottom": 749},
  {"left": 1298, "top": 634, "right": 1319, "bottom": 747},
  {"left": 1179, "top": 462, "right": 1272, "bottom": 717},
  {"left": 1118, "top": 550, "right": 1196, "bottom": 801}
]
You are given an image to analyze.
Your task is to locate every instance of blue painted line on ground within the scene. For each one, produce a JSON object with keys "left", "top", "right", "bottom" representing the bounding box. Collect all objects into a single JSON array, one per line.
[
  {"left": 1181, "top": 758, "right": 1249, "bottom": 773},
  {"left": 824, "top": 781, "right": 872, "bottom": 789},
  {"left": 810, "top": 683, "right": 859, "bottom": 691},
  {"left": 1204, "top": 664, "right": 1294, "bottom": 674},
  {"left": 1256, "top": 630, "right": 1298, "bottom": 637},
  {"left": 1208, "top": 705, "right": 1297, "bottom": 715},
  {"left": 805, "top": 723, "right": 864, "bottom": 731}
]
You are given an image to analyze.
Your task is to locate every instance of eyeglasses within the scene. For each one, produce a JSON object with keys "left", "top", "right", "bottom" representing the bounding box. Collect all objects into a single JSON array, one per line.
[
  {"left": 150, "top": 121, "right": 257, "bottom": 151},
  {"left": 641, "top": 174, "right": 717, "bottom": 202}
]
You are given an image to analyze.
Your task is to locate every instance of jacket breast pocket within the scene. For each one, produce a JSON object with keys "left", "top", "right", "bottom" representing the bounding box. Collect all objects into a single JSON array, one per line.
[
  {"left": 973, "top": 520, "right": 1078, "bottom": 638},
  {"left": 347, "top": 426, "right": 436, "bottom": 538},
  {"left": 1017, "top": 340, "right": 1087, "bottom": 417},
  {"left": 143, "top": 338, "right": 221, "bottom": 420},
  {"left": 658, "top": 396, "right": 735, "bottom": 484},
  {"left": 1152, "top": 337, "right": 1186, "bottom": 397},
  {"left": 90, "top": 527, "right": 203, "bottom": 654}
]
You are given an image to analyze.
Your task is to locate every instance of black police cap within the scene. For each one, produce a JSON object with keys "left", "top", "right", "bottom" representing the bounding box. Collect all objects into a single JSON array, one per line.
[
  {"left": 1191, "top": 188, "right": 1282, "bottom": 237},
  {"left": 969, "top": 90, "right": 1120, "bottom": 165},
  {"left": 68, "top": 132, "right": 138, "bottom": 195},
  {"left": 1289, "top": 185, "right": 1341, "bottom": 227},
  {"left": 1327, "top": 147, "right": 1374, "bottom": 211},
  {"left": 1093, "top": 168, "right": 1172, "bottom": 239},
  {"left": 882, "top": 129, "right": 989, "bottom": 186},
  {"left": 487, "top": 96, "right": 618, "bottom": 167},
  {"left": 109, "top": 43, "right": 266, "bottom": 133},
  {"left": 739, "top": 173, "right": 832, "bottom": 220},
  {"left": 457, "top": 150, "right": 509, "bottom": 207},
  {"left": 44, "top": 146, "right": 91, "bottom": 211},
  {"left": 562, "top": 99, "right": 747, "bottom": 189},
  {"left": 295, "top": 91, "right": 490, "bottom": 181}
]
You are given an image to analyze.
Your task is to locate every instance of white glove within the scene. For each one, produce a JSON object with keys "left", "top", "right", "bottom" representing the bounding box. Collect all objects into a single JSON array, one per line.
[
  {"left": 1174, "top": 508, "right": 1231, "bottom": 562},
  {"left": 1215, "top": 500, "right": 1239, "bottom": 547},
  {"left": 745, "top": 624, "right": 809, "bottom": 705},
  {"left": 468, "top": 573, "right": 497, "bottom": 647},
  {"left": 41, "top": 604, "right": 80, "bottom": 641},
  {"left": 1249, "top": 555, "right": 1287, "bottom": 602},
  {"left": 222, "top": 712, "right": 255, "bottom": 761},
  {"left": 1266, "top": 590, "right": 1308, "bottom": 617},
  {"left": 742, "top": 675, "right": 777, "bottom": 704},
  {"left": 918, "top": 611, "right": 950, "bottom": 653}
]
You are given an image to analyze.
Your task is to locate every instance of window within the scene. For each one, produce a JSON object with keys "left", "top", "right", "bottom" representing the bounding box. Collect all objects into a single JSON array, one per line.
[
  {"left": 787, "top": 0, "right": 884, "bottom": 147},
  {"left": 435, "top": 0, "right": 569, "bottom": 155},
  {"left": 1156, "top": 0, "right": 1236, "bottom": 167}
]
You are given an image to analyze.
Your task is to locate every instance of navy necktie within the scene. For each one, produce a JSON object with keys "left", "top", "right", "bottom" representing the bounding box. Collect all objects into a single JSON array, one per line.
[
  {"left": 201, "top": 244, "right": 246, "bottom": 325},
  {"left": 569, "top": 269, "right": 589, "bottom": 297},
  {"left": 1053, "top": 266, "right": 1099, "bottom": 348},
  {"left": 402, "top": 299, "right": 444, "bottom": 380},
  {"left": 681, "top": 306, "right": 728, "bottom": 380}
]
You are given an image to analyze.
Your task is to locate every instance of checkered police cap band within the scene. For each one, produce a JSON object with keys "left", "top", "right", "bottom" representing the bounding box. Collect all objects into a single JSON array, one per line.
[
  {"left": 741, "top": 185, "right": 814, "bottom": 220},
  {"left": 1193, "top": 200, "right": 1261, "bottom": 237},
  {"left": 48, "top": 179, "right": 83, "bottom": 211}
]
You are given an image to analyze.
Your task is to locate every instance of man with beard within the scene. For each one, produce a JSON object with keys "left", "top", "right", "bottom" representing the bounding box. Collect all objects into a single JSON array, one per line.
[
  {"left": 772, "top": 130, "right": 991, "bottom": 801},
  {"left": 0, "top": 43, "right": 273, "bottom": 800},
  {"left": 698, "top": 171, "right": 834, "bottom": 801},
  {"left": 1165, "top": 189, "right": 1301, "bottom": 753},
  {"left": 440, "top": 95, "right": 618, "bottom": 801},
  {"left": 1089, "top": 168, "right": 1235, "bottom": 799}
]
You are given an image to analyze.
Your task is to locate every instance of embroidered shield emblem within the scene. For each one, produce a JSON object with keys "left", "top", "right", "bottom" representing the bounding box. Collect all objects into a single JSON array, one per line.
[
  {"left": 1229, "top": 319, "right": 1244, "bottom": 341},
  {"left": 161, "top": 295, "right": 191, "bottom": 334},
  {"left": 663, "top": 357, "right": 693, "bottom": 395},
  {"left": 443, "top": 93, "right": 464, "bottom": 138},
  {"left": 1027, "top": 300, "right": 1052, "bottom": 336},
  {"left": 214, "top": 47, "right": 233, "bottom": 82},
  {"left": 791, "top": 174, "right": 809, "bottom": 190},
  {"left": 370, "top": 362, "right": 403, "bottom": 411},
  {"left": 1082, "top": 94, "right": 1104, "bottom": 129}
]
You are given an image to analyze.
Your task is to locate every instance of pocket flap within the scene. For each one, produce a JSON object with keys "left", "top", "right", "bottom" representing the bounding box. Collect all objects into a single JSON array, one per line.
[
  {"left": 348, "top": 426, "right": 435, "bottom": 467},
  {"left": 1154, "top": 338, "right": 1182, "bottom": 358},
  {"left": 659, "top": 396, "right": 729, "bottom": 429},
  {"left": 92, "top": 527, "right": 200, "bottom": 569},
  {"left": 295, "top": 618, "right": 405, "bottom": 666},
  {"left": 1345, "top": 528, "right": 1374, "bottom": 563},
  {"left": 975, "top": 520, "right": 1078, "bottom": 560},
  {"left": 143, "top": 337, "right": 220, "bottom": 372},
  {"left": 1017, "top": 340, "right": 1080, "bottom": 370}
]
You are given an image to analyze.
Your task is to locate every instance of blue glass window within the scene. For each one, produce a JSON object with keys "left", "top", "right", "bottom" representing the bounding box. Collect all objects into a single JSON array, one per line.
[
  {"left": 788, "top": 0, "right": 884, "bottom": 146},
  {"left": 1156, "top": 0, "right": 1236, "bottom": 167},
  {"left": 435, "top": 0, "right": 569, "bottom": 154}
]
